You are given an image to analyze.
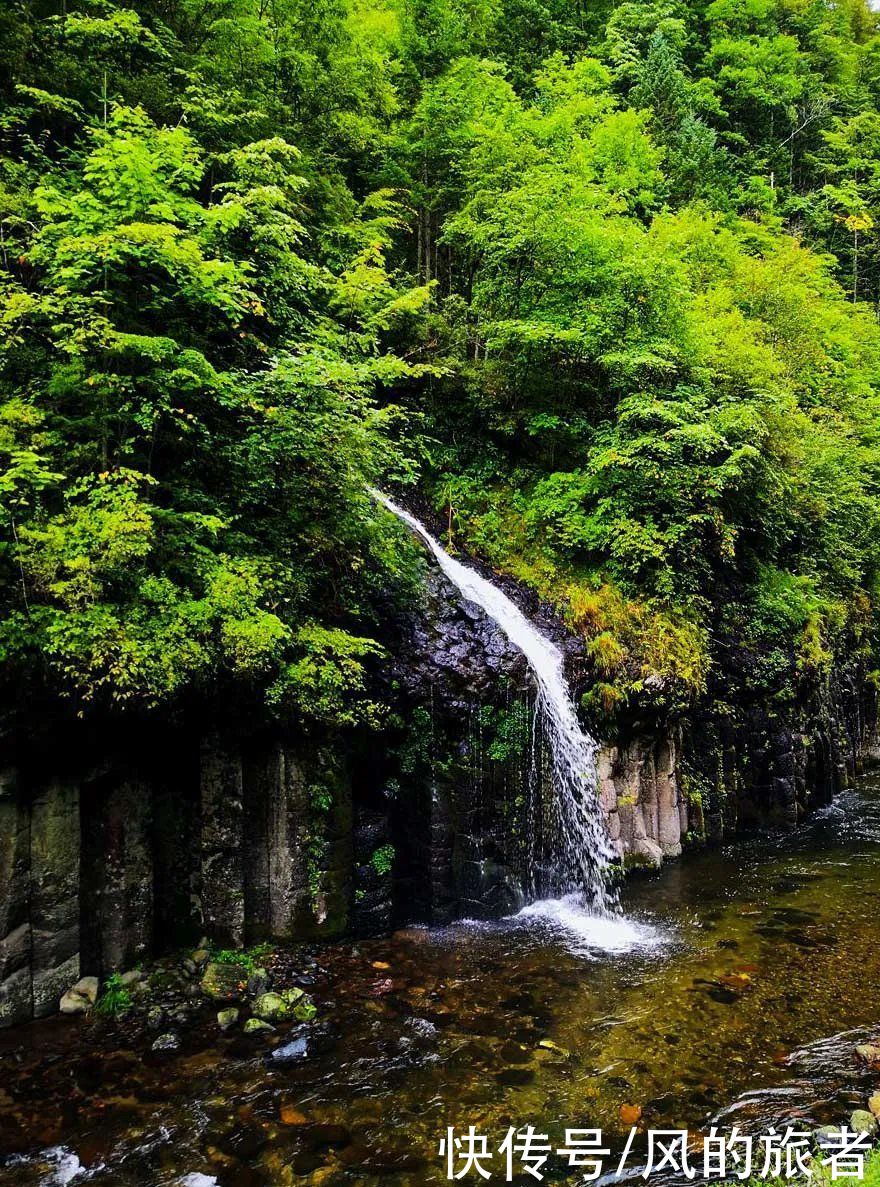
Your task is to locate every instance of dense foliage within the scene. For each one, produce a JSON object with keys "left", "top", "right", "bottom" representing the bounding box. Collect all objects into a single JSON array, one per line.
[{"left": 2, "top": 0, "right": 880, "bottom": 728}]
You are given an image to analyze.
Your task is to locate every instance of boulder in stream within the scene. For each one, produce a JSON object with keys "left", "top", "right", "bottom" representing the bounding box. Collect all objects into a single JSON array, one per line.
[
  {"left": 855, "top": 1042, "right": 880, "bottom": 1067},
  {"left": 201, "top": 961, "right": 246, "bottom": 1001},
  {"left": 59, "top": 976, "right": 99, "bottom": 1015},
  {"left": 850, "top": 1109, "right": 878, "bottom": 1136},
  {"left": 253, "top": 992, "right": 289, "bottom": 1022}
]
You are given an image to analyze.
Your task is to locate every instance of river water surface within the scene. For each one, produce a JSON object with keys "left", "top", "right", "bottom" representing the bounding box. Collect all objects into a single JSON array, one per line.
[{"left": 3, "top": 773, "right": 880, "bottom": 1186}]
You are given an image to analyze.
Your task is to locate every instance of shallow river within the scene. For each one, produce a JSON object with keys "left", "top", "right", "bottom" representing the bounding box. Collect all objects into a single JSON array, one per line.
[{"left": 3, "top": 773, "right": 880, "bottom": 1186}]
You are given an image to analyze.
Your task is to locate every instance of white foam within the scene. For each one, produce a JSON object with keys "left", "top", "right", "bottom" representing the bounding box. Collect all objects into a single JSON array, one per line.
[
  {"left": 180, "top": 1176, "right": 219, "bottom": 1187},
  {"left": 515, "top": 895, "right": 663, "bottom": 954},
  {"left": 39, "top": 1149, "right": 83, "bottom": 1186}
]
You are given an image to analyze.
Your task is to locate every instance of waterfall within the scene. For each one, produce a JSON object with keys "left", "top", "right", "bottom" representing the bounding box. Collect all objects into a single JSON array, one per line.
[{"left": 375, "top": 492, "right": 616, "bottom": 913}]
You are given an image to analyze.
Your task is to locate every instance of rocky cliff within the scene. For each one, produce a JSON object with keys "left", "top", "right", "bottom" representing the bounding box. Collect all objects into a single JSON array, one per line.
[{"left": 1, "top": 560, "right": 876, "bottom": 1028}]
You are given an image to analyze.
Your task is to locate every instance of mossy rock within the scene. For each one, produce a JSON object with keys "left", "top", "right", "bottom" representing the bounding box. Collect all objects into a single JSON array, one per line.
[
  {"left": 253, "top": 992, "right": 290, "bottom": 1022},
  {"left": 201, "top": 962, "right": 247, "bottom": 1002},
  {"left": 244, "top": 1017, "right": 275, "bottom": 1034},
  {"left": 292, "top": 996, "right": 317, "bottom": 1022}
]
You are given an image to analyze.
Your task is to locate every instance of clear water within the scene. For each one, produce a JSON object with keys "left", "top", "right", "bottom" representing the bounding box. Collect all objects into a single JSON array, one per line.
[
  {"left": 3, "top": 774, "right": 880, "bottom": 1186},
  {"left": 374, "top": 492, "right": 615, "bottom": 909}
]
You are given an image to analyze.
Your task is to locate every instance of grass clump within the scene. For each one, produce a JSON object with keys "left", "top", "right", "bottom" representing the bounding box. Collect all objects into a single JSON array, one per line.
[{"left": 94, "top": 973, "right": 133, "bottom": 1018}]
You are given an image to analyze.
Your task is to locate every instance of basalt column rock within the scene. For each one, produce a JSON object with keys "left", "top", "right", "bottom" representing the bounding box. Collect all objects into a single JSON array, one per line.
[
  {"left": 199, "top": 739, "right": 245, "bottom": 947},
  {"left": 0, "top": 769, "right": 32, "bottom": 1028},
  {"left": 352, "top": 808, "right": 393, "bottom": 936},
  {"left": 242, "top": 743, "right": 310, "bottom": 941},
  {"left": 30, "top": 779, "right": 80, "bottom": 1017},
  {"left": 80, "top": 774, "right": 154, "bottom": 977},
  {"left": 595, "top": 731, "right": 687, "bottom": 869},
  {"left": 392, "top": 564, "right": 536, "bottom": 920},
  {"left": 308, "top": 748, "right": 353, "bottom": 937},
  {"left": 152, "top": 741, "right": 201, "bottom": 950}
]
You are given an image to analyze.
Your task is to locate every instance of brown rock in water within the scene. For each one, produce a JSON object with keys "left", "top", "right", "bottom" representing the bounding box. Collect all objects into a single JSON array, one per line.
[
  {"left": 620, "top": 1103, "right": 643, "bottom": 1126},
  {"left": 868, "top": 1093, "right": 880, "bottom": 1121},
  {"left": 280, "top": 1105, "right": 309, "bottom": 1126},
  {"left": 718, "top": 972, "right": 752, "bottom": 991}
]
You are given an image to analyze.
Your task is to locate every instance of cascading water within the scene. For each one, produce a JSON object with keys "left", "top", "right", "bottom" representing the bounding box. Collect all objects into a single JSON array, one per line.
[{"left": 374, "top": 492, "right": 617, "bottom": 914}]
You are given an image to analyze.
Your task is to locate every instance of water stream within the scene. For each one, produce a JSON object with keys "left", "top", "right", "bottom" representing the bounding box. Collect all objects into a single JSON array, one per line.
[{"left": 374, "top": 492, "right": 615, "bottom": 910}]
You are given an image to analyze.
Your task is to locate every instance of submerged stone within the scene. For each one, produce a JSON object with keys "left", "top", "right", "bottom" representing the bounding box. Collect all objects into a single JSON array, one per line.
[
  {"left": 495, "top": 1066, "right": 534, "bottom": 1086},
  {"left": 279, "top": 1104, "right": 309, "bottom": 1126},
  {"left": 217, "top": 1008, "right": 239, "bottom": 1031},
  {"left": 537, "top": 1039, "right": 571, "bottom": 1059}
]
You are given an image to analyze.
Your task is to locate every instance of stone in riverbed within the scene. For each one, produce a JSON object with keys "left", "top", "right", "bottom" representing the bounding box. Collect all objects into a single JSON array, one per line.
[
  {"left": 850, "top": 1110, "right": 878, "bottom": 1136},
  {"left": 59, "top": 976, "right": 99, "bottom": 1015},
  {"left": 868, "top": 1092, "right": 880, "bottom": 1121},
  {"left": 253, "top": 992, "right": 289, "bottom": 1022},
  {"left": 855, "top": 1042, "right": 880, "bottom": 1066},
  {"left": 495, "top": 1067, "right": 534, "bottom": 1086},
  {"left": 217, "top": 1008, "right": 239, "bottom": 1031},
  {"left": 201, "top": 961, "right": 246, "bottom": 1002},
  {"left": 247, "top": 968, "right": 269, "bottom": 997},
  {"left": 292, "top": 996, "right": 317, "bottom": 1022},
  {"left": 244, "top": 1017, "right": 275, "bottom": 1034},
  {"left": 814, "top": 1126, "right": 841, "bottom": 1147},
  {"left": 537, "top": 1039, "right": 571, "bottom": 1060},
  {"left": 279, "top": 1104, "right": 309, "bottom": 1126},
  {"left": 270, "top": 1035, "right": 310, "bottom": 1063},
  {"left": 152, "top": 1032, "right": 180, "bottom": 1052}
]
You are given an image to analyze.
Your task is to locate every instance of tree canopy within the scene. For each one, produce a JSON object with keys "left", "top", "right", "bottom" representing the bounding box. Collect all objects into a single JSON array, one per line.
[{"left": 3, "top": 0, "right": 880, "bottom": 730}]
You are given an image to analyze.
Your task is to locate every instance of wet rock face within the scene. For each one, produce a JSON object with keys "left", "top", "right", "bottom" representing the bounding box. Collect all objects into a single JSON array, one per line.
[
  {"left": 0, "top": 773, "right": 82, "bottom": 1028},
  {"left": 388, "top": 563, "right": 691, "bottom": 909},
  {"left": 0, "top": 768, "right": 32, "bottom": 1028},
  {"left": 394, "top": 568, "right": 532, "bottom": 702}
]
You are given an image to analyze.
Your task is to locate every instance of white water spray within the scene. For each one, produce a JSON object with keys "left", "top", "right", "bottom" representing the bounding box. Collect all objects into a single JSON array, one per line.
[{"left": 374, "top": 492, "right": 616, "bottom": 912}]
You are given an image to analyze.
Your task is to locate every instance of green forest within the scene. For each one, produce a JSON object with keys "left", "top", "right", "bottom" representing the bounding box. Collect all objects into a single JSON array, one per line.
[{"left": 3, "top": 0, "right": 880, "bottom": 733}]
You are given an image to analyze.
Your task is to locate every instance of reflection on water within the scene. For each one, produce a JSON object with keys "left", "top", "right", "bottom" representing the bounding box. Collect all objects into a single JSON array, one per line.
[{"left": 3, "top": 777, "right": 880, "bottom": 1186}]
